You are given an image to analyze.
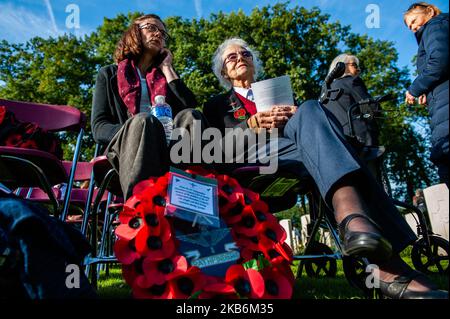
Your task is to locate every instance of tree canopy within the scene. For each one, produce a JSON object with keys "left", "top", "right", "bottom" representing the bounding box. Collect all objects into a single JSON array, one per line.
[{"left": 0, "top": 2, "right": 438, "bottom": 201}]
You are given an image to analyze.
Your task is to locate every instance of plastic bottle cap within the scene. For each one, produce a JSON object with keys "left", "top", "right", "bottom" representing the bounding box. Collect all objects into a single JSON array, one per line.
[{"left": 154, "top": 95, "right": 166, "bottom": 105}]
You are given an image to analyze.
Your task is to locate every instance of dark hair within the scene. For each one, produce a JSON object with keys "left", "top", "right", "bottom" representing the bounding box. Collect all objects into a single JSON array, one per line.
[
  {"left": 404, "top": 2, "right": 442, "bottom": 20},
  {"left": 113, "top": 14, "right": 166, "bottom": 63}
]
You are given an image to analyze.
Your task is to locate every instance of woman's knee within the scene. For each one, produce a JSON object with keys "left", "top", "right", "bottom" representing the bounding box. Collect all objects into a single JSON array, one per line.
[{"left": 174, "top": 108, "right": 207, "bottom": 129}]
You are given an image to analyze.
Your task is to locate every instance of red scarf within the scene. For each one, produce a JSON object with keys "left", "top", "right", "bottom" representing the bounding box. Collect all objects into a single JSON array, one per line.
[
  {"left": 117, "top": 59, "right": 168, "bottom": 115},
  {"left": 234, "top": 91, "right": 257, "bottom": 116}
]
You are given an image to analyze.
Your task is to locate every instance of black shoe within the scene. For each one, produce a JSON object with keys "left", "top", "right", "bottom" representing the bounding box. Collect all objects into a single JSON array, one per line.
[
  {"left": 379, "top": 270, "right": 448, "bottom": 299},
  {"left": 338, "top": 213, "right": 392, "bottom": 263}
]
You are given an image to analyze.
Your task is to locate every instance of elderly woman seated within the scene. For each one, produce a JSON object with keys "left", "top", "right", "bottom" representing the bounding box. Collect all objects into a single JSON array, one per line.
[{"left": 202, "top": 37, "right": 447, "bottom": 299}]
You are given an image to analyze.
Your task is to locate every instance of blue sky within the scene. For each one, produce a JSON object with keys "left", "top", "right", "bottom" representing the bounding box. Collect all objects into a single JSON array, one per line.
[{"left": 0, "top": 0, "right": 448, "bottom": 74}]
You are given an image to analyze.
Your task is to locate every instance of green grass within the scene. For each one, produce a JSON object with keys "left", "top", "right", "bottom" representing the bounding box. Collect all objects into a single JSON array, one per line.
[{"left": 96, "top": 250, "right": 448, "bottom": 299}]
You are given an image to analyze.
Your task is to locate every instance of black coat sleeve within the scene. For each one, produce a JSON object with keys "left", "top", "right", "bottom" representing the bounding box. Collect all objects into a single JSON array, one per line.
[
  {"left": 409, "top": 21, "right": 449, "bottom": 96},
  {"left": 91, "top": 68, "right": 122, "bottom": 145},
  {"left": 167, "top": 79, "right": 198, "bottom": 115}
]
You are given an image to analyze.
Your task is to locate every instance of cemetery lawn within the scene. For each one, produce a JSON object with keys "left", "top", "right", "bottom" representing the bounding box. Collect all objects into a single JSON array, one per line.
[{"left": 97, "top": 251, "right": 448, "bottom": 299}]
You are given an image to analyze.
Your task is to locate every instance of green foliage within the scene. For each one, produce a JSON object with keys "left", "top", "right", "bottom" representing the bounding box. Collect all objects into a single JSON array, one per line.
[{"left": 0, "top": 2, "right": 438, "bottom": 200}]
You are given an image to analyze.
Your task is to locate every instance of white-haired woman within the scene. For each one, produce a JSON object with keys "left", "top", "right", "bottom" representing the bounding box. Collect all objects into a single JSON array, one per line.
[
  {"left": 321, "top": 53, "right": 379, "bottom": 148},
  {"left": 203, "top": 37, "right": 447, "bottom": 299}
]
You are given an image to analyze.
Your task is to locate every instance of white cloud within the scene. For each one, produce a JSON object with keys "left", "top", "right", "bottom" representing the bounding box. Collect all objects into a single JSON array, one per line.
[
  {"left": 43, "top": 0, "right": 59, "bottom": 34},
  {"left": 194, "top": 0, "right": 203, "bottom": 19},
  {"left": 0, "top": 2, "right": 92, "bottom": 43},
  {"left": 0, "top": 2, "right": 59, "bottom": 42}
]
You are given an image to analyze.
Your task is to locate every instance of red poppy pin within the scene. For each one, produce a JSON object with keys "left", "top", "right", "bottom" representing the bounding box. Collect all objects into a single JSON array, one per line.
[{"left": 233, "top": 108, "right": 247, "bottom": 120}]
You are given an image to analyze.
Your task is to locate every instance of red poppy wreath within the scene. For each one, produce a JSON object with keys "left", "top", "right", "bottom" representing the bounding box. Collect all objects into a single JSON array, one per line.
[{"left": 114, "top": 167, "right": 295, "bottom": 299}]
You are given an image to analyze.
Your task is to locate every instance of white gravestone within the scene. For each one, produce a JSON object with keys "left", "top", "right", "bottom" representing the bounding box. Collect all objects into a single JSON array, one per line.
[
  {"left": 279, "top": 219, "right": 294, "bottom": 251},
  {"left": 423, "top": 183, "right": 449, "bottom": 241},
  {"left": 299, "top": 214, "right": 332, "bottom": 247}
]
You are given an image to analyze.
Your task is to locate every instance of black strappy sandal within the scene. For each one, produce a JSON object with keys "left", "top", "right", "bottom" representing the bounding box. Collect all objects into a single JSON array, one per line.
[
  {"left": 338, "top": 213, "right": 393, "bottom": 263},
  {"left": 379, "top": 270, "right": 448, "bottom": 299}
]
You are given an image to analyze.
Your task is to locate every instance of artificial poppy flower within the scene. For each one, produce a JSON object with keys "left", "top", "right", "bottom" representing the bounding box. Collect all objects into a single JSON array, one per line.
[
  {"left": 257, "top": 219, "right": 287, "bottom": 246},
  {"left": 114, "top": 237, "right": 141, "bottom": 265},
  {"left": 137, "top": 255, "right": 188, "bottom": 288},
  {"left": 243, "top": 188, "right": 260, "bottom": 205},
  {"left": 217, "top": 175, "right": 245, "bottom": 204},
  {"left": 240, "top": 246, "right": 264, "bottom": 263},
  {"left": 118, "top": 196, "right": 141, "bottom": 225},
  {"left": 168, "top": 266, "right": 207, "bottom": 299},
  {"left": 234, "top": 201, "right": 277, "bottom": 237},
  {"left": 132, "top": 281, "right": 173, "bottom": 299},
  {"left": 261, "top": 266, "right": 293, "bottom": 299},
  {"left": 121, "top": 257, "right": 145, "bottom": 287},
  {"left": 233, "top": 205, "right": 261, "bottom": 237},
  {"left": 132, "top": 177, "right": 158, "bottom": 197},
  {"left": 220, "top": 197, "right": 245, "bottom": 225},
  {"left": 225, "top": 264, "right": 265, "bottom": 299},
  {"left": 115, "top": 216, "right": 144, "bottom": 241},
  {"left": 135, "top": 227, "right": 175, "bottom": 261},
  {"left": 259, "top": 240, "right": 293, "bottom": 264},
  {"left": 134, "top": 184, "right": 168, "bottom": 217}
]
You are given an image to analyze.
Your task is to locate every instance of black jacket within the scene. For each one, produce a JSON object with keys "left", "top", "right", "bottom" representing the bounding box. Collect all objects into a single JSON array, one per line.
[
  {"left": 408, "top": 13, "right": 449, "bottom": 160},
  {"left": 203, "top": 89, "right": 250, "bottom": 134},
  {"left": 91, "top": 64, "right": 197, "bottom": 146},
  {"left": 321, "top": 75, "right": 379, "bottom": 146}
]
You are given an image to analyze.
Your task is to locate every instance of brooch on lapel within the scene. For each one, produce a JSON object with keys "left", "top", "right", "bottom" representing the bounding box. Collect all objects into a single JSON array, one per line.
[{"left": 228, "top": 103, "right": 247, "bottom": 120}]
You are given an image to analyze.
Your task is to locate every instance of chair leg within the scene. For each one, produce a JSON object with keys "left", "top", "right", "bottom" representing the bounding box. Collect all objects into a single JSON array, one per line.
[{"left": 86, "top": 168, "right": 116, "bottom": 289}]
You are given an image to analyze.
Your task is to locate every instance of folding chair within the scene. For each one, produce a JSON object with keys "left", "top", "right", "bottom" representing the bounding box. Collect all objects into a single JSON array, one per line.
[
  {"left": 82, "top": 145, "right": 123, "bottom": 289},
  {"left": 0, "top": 98, "right": 86, "bottom": 221}
]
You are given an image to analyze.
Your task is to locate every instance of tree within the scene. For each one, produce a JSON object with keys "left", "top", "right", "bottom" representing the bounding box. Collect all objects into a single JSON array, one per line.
[{"left": 0, "top": 2, "right": 437, "bottom": 201}]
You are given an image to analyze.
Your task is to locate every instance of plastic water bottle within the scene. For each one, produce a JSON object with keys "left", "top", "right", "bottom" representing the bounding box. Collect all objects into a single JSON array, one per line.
[{"left": 151, "top": 95, "right": 173, "bottom": 145}]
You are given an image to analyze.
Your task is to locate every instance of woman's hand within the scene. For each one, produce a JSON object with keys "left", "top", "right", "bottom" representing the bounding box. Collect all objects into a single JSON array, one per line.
[
  {"left": 158, "top": 48, "right": 173, "bottom": 68},
  {"left": 247, "top": 105, "right": 297, "bottom": 130},
  {"left": 405, "top": 91, "right": 417, "bottom": 105},
  {"left": 418, "top": 94, "right": 427, "bottom": 106},
  {"left": 158, "top": 48, "right": 179, "bottom": 82}
]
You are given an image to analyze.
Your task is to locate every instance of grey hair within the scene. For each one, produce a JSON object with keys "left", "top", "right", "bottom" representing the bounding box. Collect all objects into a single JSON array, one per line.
[
  {"left": 212, "top": 37, "right": 263, "bottom": 90},
  {"left": 328, "top": 53, "right": 360, "bottom": 78}
]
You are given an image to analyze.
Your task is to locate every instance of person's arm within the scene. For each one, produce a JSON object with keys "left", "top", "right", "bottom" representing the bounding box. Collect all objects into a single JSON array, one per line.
[
  {"left": 91, "top": 68, "right": 122, "bottom": 145},
  {"left": 408, "top": 22, "right": 449, "bottom": 97},
  {"left": 159, "top": 48, "right": 197, "bottom": 113}
]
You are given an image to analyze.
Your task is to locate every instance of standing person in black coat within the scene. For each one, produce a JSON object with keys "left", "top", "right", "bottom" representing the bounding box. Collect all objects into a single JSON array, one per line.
[
  {"left": 404, "top": 3, "right": 449, "bottom": 186},
  {"left": 321, "top": 54, "right": 380, "bottom": 149},
  {"left": 91, "top": 14, "right": 201, "bottom": 199}
]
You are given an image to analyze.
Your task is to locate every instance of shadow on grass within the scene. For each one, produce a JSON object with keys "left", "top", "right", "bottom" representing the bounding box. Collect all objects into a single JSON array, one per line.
[{"left": 96, "top": 257, "right": 448, "bottom": 299}]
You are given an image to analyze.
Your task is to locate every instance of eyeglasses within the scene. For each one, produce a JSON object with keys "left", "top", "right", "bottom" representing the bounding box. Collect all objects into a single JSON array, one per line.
[
  {"left": 223, "top": 50, "right": 253, "bottom": 65},
  {"left": 138, "top": 23, "right": 170, "bottom": 41}
]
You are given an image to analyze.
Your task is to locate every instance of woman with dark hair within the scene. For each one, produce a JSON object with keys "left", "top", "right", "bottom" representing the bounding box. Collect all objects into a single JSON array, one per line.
[
  {"left": 91, "top": 14, "right": 200, "bottom": 199},
  {"left": 203, "top": 37, "right": 447, "bottom": 299},
  {"left": 404, "top": 2, "right": 449, "bottom": 186}
]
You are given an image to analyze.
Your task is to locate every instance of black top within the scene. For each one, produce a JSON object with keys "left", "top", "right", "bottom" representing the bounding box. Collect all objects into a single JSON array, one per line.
[
  {"left": 203, "top": 89, "right": 251, "bottom": 135},
  {"left": 321, "top": 75, "right": 379, "bottom": 146},
  {"left": 91, "top": 64, "right": 197, "bottom": 146}
]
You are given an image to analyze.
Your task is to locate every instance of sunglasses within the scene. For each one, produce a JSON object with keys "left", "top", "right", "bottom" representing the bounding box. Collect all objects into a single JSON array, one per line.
[
  {"left": 346, "top": 62, "right": 360, "bottom": 69},
  {"left": 138, "top": 23, "right": 170, "bottom": 41},
  {"left": 223, "top": 50, "right": 253, "bottom": 65}
]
